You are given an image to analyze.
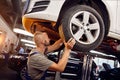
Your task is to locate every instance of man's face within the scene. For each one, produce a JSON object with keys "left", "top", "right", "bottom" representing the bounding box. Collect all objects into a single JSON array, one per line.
[{"left": 43, "top": 33, "right": 50, "bottom": 46}]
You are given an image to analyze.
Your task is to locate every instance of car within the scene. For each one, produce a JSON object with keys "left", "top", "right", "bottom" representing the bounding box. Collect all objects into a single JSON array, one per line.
[
  {"left": 8, "top": 53, "right": 29, "bottom": 80},
  {"left": 0, "top": 53, "right": 22, "bottom": 80},
  {"left": 22, "top": 0, "right": 120, "bottom": 52}
]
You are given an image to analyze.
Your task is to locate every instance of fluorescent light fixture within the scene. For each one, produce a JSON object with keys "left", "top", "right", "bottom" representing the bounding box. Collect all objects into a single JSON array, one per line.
[
  {"left": 25, "top": 43, "right": 36, "bottom": 48},
  {"left": 22, "top": 0, "right": 26, "bottom": 2},
  {"left": 21, "top": 39, "right": 35, "bottom": 44},
  {"left": 90, "top": 50, "right": 115, "bottom": 57},
  {"left": 13, "top": 28, "right": 33, "bottom": 37},
  {"left": 90, "top": 50, "right": 103, "bottom": 54}
]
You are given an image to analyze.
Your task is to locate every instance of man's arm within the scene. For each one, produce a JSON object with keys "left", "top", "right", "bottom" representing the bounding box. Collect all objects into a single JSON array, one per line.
[
  {"left": 48, "top": 38, "right": 76, "bottom": 72},
  {"left": 47, "top": 39, "right": 63, "bottom": 53}
]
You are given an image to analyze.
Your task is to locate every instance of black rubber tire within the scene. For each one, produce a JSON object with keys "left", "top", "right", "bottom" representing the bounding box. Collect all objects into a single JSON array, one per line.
[
  {"left": 59, "top": 5, "right": 105, "bottom": 52},
  {"left": 20, "top": 66, "right": 31, "bottom": 80}
]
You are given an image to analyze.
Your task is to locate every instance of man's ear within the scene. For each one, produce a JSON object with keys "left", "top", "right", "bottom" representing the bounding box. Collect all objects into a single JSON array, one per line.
[
  {"left": 43, "top": 39, "right": 46, "bottom": 44},
  {"left": 39, "top": 39, "right": 45, "bottom": 45}
]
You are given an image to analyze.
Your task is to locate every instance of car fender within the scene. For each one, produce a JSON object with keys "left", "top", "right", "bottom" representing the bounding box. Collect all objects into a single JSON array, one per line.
[
  {"left": 102, "top": 0, "right": 117, "bottom": 33},
  {"left": 24, "top": 0, "right": 65, "bottom": 22}
]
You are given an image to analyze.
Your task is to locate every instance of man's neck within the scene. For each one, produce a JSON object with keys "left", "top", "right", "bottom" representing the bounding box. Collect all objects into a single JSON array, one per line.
[{"left": 36, "top": 45, "right": 46, "bottom": 54}]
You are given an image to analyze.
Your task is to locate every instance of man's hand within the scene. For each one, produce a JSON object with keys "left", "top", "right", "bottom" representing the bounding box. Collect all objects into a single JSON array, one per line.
[
  {"left": 48, "top": 38, "right": 76, "bottom": 72},
  {"left": 64, "top": 38, "right": 76, "bottom": 50}
]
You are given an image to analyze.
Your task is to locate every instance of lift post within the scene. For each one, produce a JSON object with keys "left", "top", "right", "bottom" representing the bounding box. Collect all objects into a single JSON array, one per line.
[
  {"left": 81, "top": 51, "right": 117, "bottom": 80},
  {"left": 54, "top": 51, "right": 117, "bottom": 80},
  {"left": 81, "top": 53, "right": 93, "bottom": 80}
]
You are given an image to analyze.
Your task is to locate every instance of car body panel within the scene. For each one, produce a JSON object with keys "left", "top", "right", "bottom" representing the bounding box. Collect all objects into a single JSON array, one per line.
[
  {"left": 100, "top": 0, "right": 120, "bottom": 40},
  {"left": 107, "top": 0, "right": 120, "bottom": 40},
  {"left": 24, "top": 0, "right": 65, "bottom": 21},
  {"left": 116, "top": 1, "right": 120, "bottom": 34},
  {"left": 101, "top": 0, "right": 117, "bottom": 33}
]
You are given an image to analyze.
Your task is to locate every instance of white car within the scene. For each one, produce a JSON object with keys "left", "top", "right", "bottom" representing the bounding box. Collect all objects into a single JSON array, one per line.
[{"left": 22, "top": 0, "right": 120, "bottom": 52}]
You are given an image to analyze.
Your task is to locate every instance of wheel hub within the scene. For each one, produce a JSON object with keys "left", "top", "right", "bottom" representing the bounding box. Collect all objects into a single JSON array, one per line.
[{"left": 70, "top": 11, "right": 100, "bottom": 44}]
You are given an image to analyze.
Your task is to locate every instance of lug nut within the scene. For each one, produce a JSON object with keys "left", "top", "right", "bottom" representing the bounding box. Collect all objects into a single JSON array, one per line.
[{"left": 86, "top": 23, "right": 89, "bottom": 26}]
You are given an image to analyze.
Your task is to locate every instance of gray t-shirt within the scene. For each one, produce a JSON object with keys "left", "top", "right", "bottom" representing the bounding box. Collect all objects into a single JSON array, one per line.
[{"left": 27, "top": 50, "right": 53, "bottom": 80}]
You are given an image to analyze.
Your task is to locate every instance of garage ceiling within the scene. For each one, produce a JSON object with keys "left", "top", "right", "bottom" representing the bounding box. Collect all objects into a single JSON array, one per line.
[
  {"left": 0, "top": 0, "right": 35, "bottom": 48},
  {"left": 0, "top": 0, "right": 25, "bottom": 29}
]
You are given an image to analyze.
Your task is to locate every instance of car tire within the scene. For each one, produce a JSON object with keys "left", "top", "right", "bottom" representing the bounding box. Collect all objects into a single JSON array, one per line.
[
  {"left": 59, "top": 5, "right": 105, "bottom": 52},
  {"left": 20, "top": 66, "right": 31, "bottom": 80}
]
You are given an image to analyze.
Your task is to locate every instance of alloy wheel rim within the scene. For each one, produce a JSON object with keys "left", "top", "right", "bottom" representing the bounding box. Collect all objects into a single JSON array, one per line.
[{"left": 70, "top": 11, "right": 100, "bottom": 44}]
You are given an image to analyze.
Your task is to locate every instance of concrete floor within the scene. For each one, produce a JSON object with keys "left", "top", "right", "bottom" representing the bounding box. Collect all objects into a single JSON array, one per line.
[{"left": 0, "top": 65, "right": 18, "bottom": 80}]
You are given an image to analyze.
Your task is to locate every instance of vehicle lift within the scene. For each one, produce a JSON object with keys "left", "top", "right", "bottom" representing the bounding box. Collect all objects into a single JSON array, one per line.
[{"left": 53, "top": 51, "right": 117, "bottom": 80}]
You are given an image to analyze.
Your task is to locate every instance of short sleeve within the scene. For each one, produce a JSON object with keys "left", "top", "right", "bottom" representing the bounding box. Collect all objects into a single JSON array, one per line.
[{"left": 29, "top": 54, "right": 53, "bottom": 71}]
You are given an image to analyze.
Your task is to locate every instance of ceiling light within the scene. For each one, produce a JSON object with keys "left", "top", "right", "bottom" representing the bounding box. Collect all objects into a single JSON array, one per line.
[
  {"left": 13, "top": 28, "right": 33, "bottom": 37},
  {"left": 25, "top": 44, "right": 36, "bottom": 48},
  {"left": 21, "top": 39, "right": 35, "bottom": 44},
  {"left": 90, "top": 50, "right": 115, "bottom": 57}
]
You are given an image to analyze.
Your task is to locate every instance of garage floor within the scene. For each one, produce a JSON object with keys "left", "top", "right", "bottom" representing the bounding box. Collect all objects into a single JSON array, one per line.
[{"left": 0, "top": 66, "right": 18, "bottom": 80}]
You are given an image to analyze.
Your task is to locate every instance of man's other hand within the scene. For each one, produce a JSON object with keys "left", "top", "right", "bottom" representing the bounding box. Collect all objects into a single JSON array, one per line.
[{"left": 64, "top": 38, "right": 76, "bottom": 50}]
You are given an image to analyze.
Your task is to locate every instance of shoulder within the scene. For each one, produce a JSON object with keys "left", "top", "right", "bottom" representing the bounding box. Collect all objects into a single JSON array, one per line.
[{"left": 30, "top": 52, "right": 46, "bottom": 60}]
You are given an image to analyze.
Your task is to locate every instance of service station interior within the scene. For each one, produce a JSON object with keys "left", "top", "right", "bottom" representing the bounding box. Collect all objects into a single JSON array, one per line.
[{"left": 0, "top": 0, "right": 120, "bottom": 80}]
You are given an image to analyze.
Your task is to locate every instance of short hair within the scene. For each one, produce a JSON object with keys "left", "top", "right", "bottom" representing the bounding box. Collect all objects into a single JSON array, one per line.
[
  {"left": 33, "top": 31, "right": 45, "bottom": 47},
  {"left": 34, "top": 31, "right": 43, "bottom": 37}
]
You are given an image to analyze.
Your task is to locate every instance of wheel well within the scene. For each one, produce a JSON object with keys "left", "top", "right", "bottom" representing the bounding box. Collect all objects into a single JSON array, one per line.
[
  {"left": 89, "top": 0, "right": 110, "bottom": 36},
  {"left": 55, "top": 0, "right": 110, "bottom": 36},
  {"left": 55, "top": 0, "right": 82, "bottom": 30}
]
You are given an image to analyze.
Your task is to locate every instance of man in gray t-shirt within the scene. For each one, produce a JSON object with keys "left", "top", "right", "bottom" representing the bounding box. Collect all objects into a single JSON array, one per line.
[
  {"left": 27, "top": 50, "right": 53, "bottom": 80},
  {"left": 27, "top": 31, "right": 76, "bottom": 80}
]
